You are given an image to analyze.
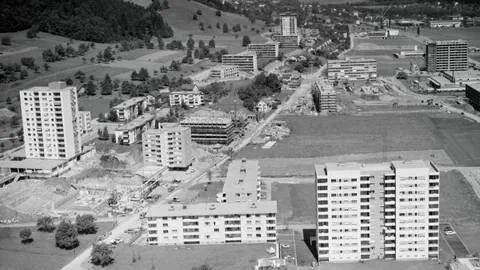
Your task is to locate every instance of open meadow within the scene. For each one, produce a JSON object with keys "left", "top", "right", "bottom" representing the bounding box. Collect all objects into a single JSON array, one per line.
[
  {"left": 419, "top": 27, "right": 480, "bottom": 47},
  {"left": 0, "top": 222, "right": 114, "bottom": 270}
]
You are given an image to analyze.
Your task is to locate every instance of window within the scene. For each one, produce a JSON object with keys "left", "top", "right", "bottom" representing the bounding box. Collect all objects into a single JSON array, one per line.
[
  {"left": 163, "top": 230, "right": 168, "bottom": 233},
  {"left": 214, "top": 228, "right": 219, "bottom": 232}
]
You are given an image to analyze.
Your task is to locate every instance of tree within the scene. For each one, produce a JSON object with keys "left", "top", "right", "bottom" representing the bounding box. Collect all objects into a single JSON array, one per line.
[
  {"left": 162, "top": 0, "right": 169, "bottom": 9},
  {"left": 101, "top": 126, "right": 110, "bottom": 140},
  {"left": 187, "top": 38, "right": 195, "bottom": 50},
  {"left": 196, "top": 9, "right": 202, "bottom": 15},
  {"left": 91, "top": 243, "right": 114, "bottom": 266},
  {"left": 55, "top": 44, "right": 66, "bottom": 58},
  {"left": 86, "top": 81, "right": 97, "bottom": 96},
  {"left": 103, "top": 47, "right": 113, "bottom": 61},
  {"left": 1, "top": 36, "right": 12, "bottom": 45},
  {"left": 417, "top": 26, "right": 420, "bottom": 36},
  {"left": 113, "top": 79, "right": 120, "bottom": 91},
  {"left": 193, "top": 13, "right": 198, "bottom": 20},
  {"left": 20, "top": 69, "right": 28, "bottom": 80},
  {"left": 208, "top": 39, "right": 215, "bottom": 48},
  {"left": 215, "top": 10, "right": 221, "bottom": 17},
  {"left": 243, "top": 99, "right": 256, "bottom": 111},
  {"left": 207, "top": 170, "right": 213, "bottom": 184},
  {"left": 65, "top": 77, "right": 73, "bottom": 85},
  {"left": 43, "top": 63, "right": 50, "bottom": 71},
  {"left": 121, "top": 81, "right": 133, "bottom": 95},
  {"left": 32, "top": 65, "right": 40, "bottom": 73},
  {"left": 138, "top": 68, "right": 150, "bottom": 81},
  {"left": 0, "top": 142, "right": 4, "bottom": 149},
  {"left": 101, "top": 74, "right": 113, "bottom": 95},
  {"left": 223, "top": 23, "right": 229, "bottom": 33},
  {"left": 169, "top": 61, "right": 180, "bottom": 71},
  {"left": 21, "top": 57, "right": 35, "bottom": 68},
  {"left": 161, "top": 74, "right": 170, "bottom": 86},
  {"left": 192, "top": 263, "right": 212, "bottom": 270},
  {"left": 396, "top": 71, "right": 408, "bottom": 80},
  {"left": 55, "top": 220, "right": 79, "bottom": 249},
  {"left": 131, "top": 70, "right": 138, "bottom": 81},
  {"left": 198, "top": 40, "right": 205, "bottom": 49},
  {"left": 6, "top": 97, "right": 12, "bottom": 105},
  {"left": 20, "top": 228, "right": 33, "bottom": 244},
  {"left": 76, "top": 214, "right": 97, "bottom": 235},
  {"left": 242, "top": 36, "right": 251, "bottom": 47},
  {"left": 75, "top": 70, "right": 86, "bottom": 82},
  {"left": 158, "top": 37, "right": 165, "bottom": 50},
  {"left": 66, "top": 45, "right": 76, "bottom": 57},
  {"left": 108, "top": 110, "right": 118, "bottom": 122},
  {"left": 216, "top": 22, "right": 220, "bottom": 29},
  {"left": 37, "top": 216, "right": 55, "bottom": 232}
]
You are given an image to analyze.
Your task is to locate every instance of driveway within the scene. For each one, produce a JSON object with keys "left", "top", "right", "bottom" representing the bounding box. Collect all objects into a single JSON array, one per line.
[{"left": 440, "top": 223, "right": 471, "bottom": 259}]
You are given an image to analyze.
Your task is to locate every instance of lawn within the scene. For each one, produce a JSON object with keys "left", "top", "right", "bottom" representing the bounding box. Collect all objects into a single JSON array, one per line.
[
  {"left": 354, "top": 37, "right": 423, "bottom": 47},
  {"left": 207, "top": 79, "right": 252, "bottom": 114},
  {"left": 271, "top": 183, "right": 316, "bottom": 225},
  {"left": 418, "top": 27, "right": 480, "bottom": 48},
  {"left": 78, "top": 95, "right": 115, "bottom": 118},
  {"left": 94, "top": 243, "right": 274, "bottom": 270},
  {"left": 317, "top": 260, "right": 444, "bottom": 270},
  {"left": 187, "top": 182, "right": 224, "bottom": 204},
  {"left": 0, "top": 222, "right": 114, "bottom": 270}
]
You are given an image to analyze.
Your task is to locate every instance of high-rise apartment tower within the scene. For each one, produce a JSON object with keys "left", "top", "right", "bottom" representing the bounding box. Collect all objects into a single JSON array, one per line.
[{"left": 426, "top": 40, "right": 468, "bottom": 72}]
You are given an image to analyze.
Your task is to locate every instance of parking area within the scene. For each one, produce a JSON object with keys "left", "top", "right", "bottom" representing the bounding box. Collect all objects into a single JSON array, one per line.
[
  {"left": 440, "top": 223, "right": 471, "bottom": 259},
  {"left": 277, "top": 229, "right": 297, "bottom": 266}
]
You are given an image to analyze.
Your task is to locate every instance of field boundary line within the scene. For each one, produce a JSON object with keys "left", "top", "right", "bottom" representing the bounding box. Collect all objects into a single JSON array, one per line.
[{"left": 292, "top": 229, "right": 297, "bottom": 266}]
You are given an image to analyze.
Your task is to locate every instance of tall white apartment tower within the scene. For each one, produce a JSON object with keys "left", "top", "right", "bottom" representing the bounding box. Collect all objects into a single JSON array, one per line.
[
  {"left": 20, "top": 81, "right": 81, "bottom": 160},
  {"left": 280, "top": 12, "right": 298, "bottom": 36},
  {"left": 315, "top": 160, "right": 439, "bottom": 263}
]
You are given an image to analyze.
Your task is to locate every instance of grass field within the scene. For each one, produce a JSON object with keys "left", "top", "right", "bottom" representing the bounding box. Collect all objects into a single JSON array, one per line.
[
  {"left": 0, "top": 222, "right": 114, "bottom": 270},
  {"left": 318, "top": 260, "right": 444, "bottom": 270},
  {"left": 93, "top": 243, "right": 274, "bottom": 270},
  {"left": 187, "top": 182, "right": 224, "bottom": 204},
  {"left": 272, "top": 183, "right": 316, "bottom": 225},
  {"left": 354, "top": 37, "right": 423, "bottom": 47},
  {"left": 419, "top": 27, "right": 480, "bottom": 47}
]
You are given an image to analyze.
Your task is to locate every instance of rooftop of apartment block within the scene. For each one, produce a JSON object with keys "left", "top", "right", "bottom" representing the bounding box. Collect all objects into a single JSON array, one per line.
[
  {"left": 170, "top": 84, "right": 200, "bottom": 94},
  {"left": 212, "top": 65, "right": 238, "bottom": 71},
  {"left": 181, "top": 116, "right": 232, "bottom": 125},
  {"left": 144, "top": 125, "right": 188, "bottom": 135},
  {"left": 222, "top": 159, "right": 260, "bottom": 202},
  {"left": 225, "top": 51, "right": 257, "bottom": 57},
  {"left": 146, "top": 201, "right": 277, "bottom": 218},
  {"left": 328, "top": 58, "right": 377, "bottom": 63},
  {"left": 313, "top": 79, "right": 336, "bottom": 94},
  {"left": 279, "top": 12, "right": 297, "bottom": 17},
  {"left": 248, "top": 41, "right": 280, "bottom": 46},
  {"left": 442, "top": 70, "right": 480, "bottom": 80},
  {"left": 466, "top": 82, "right": 480, "bottom": 92},
  {"left": 315, "top": 160, "right": 439, "bottom": 177},
  {"left": 115, "top": 113, "right": 155, "bottom": 131},
  {"left": 22, "top": 81, "right": 74, "bottom": 93},
  {"left": 428, "top": 39, "right": 467, "bottom": 45},
  {"left": 112, "top": 97, "right": 146, "bottom": 110}
]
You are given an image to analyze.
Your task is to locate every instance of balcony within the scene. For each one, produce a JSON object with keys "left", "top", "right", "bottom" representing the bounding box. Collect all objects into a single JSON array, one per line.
[
  {"left": 385, "top": 249, "right": 396, "bottom": 254},
  {"left": 385, "top": 214, "right": 395, "bottom": 219},
  {"left": 385, "top": 242, "right": 396, "bottom": 248},
  {"left": 385, "top": 227, "right": 395, "bottom": 234},
  {"left": 385, "top": 235, "right": 396, "bottom": 241},
  {"left": 384, "top": 185, "right": 395, "bottom": 191},
  {"left": 385, "top": 200, "right": 395, "bottom": 205},
  {"left": 385, "top": 221, "right": 395, "bottom": 226},
  {"left": 385, "top": 193, "right": 395, "bottom": 198}
]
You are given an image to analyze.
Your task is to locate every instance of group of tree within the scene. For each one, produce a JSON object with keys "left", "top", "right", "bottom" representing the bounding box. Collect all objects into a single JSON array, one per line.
[
  {"left": 200, "top": 82, "right": 229, "bottom": 103},
  {"left": 97, "top": 126, "right": 112, "bottom": 139},
  {"left": 222, "top": 23, "right": 229, "bottom": 33},
  {"left": 42, "top": 42, "right": 92, "bottom": 63},
  {"left": 238, "top": 73, "right": 281, "bottom": 111},
  {"left": 131, "top": 68, "right": 151, "bottom": 81},
  {"left": 165, "top": 40, "right": 185, "bottom": 50},
  {"left": 0, "top": 62, "right": 32, "bottom": 83},
  {"left": 242, "top": 35, "right": 251, "bottom": 47},
  {"left": 232, "top": 24, "right": 242, "bottom": 32},
  {"left": 148, "top": 0, "right": 169, "bottom": 11},
  {"left": 0, "top": 0, "right": 173, "bottom": 43},
  {"left": 192, "top": 0, "right": 235, "bottom": 13},
  {"left": 1, "top": 36, "right": 11, "bottom": 45}
]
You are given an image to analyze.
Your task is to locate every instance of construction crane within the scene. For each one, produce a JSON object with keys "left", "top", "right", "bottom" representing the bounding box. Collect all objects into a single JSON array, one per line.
[{"left": 380, "top": 2, "right": 393, "bottom": 29}]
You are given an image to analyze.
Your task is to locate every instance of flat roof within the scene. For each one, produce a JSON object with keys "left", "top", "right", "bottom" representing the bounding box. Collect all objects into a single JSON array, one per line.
[
  {"left": 328, "top": 58, "right": 377, "bottom": 63},
  {"left": 315, "top": 160, "right": 438, "bottom": 177},
  {"left": 442, "top": 70, "right": 480, "bottom": 79},
  {"left": 181, "top": 116, "right": 232, "bottom": 125},
  {"left": 112, "top": 97, "right": 146, "bottom": 110},
  {"left": 226, "top": 51, "right": 257, "bottom": 57},
  {"left": 222, "top": 159, "right": 259, "bottom": 202},
  {"left": 280, "top": 12, "right": 297, "bottom": 16},
  {"left": 429, "top": 75, "right": 453, "bottom": 85},
  {"left": 313, "top": 80, "right": 335, "bottom": 94},
  {"left": 21, "top": 82, "right": 73, "bottom": 93},
  {"left": 212, "top": 65, "right": 238, "bottom": 71},
  {"left": 248, "top": 41, "right": 279, "bottom": 46},
  {"left": 466, "top": 83, "right": 480, "bottom": 92},
  {"left": 146, "top": 201, "right": 277, "bottom": 218},
  {"left": 115, "top": 114, "right": 155, "bottom": 131},
  {"left": 428, "top": 40, "right": 467, "bottom": 45},
  {"left": 0, "top": 158, "right": 65, "bottom": 170},
  {"left": 391, "top": 160, "right": 437, "bottom": 173},
  {"left": 144, "top": 126, "right": 188, "bottom": 134}
]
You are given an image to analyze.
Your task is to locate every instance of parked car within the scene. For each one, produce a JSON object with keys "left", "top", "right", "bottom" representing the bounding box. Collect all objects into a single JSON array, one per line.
[
  {"left": 444, "top": 227, "right": 456, "bottom": 235},
  {"left": 281, "top": 244, "right": 291, "bottom": 248}
]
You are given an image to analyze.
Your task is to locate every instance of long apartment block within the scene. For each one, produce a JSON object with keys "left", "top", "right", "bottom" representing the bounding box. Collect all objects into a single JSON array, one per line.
[
  {"left": 20, "top": 81, "right": 81, "bottom": 160},
  {"left": 145, "top": 201, "right": 277, "bottom": 246},
  {"left": 222, "top": 51, "right": 258, "bottom": 73},
  {"left": 142, "top": 124, "right": 193, "bottom": 170},
  {"left": 315, "top": 160, "right": 440, "bottom": 262},
  {"left": 180, "top": 116, "right": 234, "bottom": 145},
  {"left": 218, "top": 159, "right": 261, "bottom": 203},
  {"left": 247, "top": 41, "right": 280, "bottom": 58},
  {"left": 327, "top": 58, "right": 377, "bottom": 81},
  {"left": 426, "top": 40, "right": 468, "bottom": 72}
]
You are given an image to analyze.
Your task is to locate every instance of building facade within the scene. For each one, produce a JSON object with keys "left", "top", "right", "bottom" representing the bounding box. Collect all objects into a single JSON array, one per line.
[
  {"left": 112, "top": 97, "right": 148, "bottom": 121},
  {"left": 426, "top": 40, "right": 468, "bottom": 72},
  {"left": 271, "top": 34, "right": 300, "bottom": 48},
  {"left": 114, "top": 114, "right": 155, "bottom": 145},
  {"left": 314, "top": 160, "right": 440, "bottom": 262},
  {"left": 222, "top": 51, "right": 258, "bottom": 73},
  {"left": 20, "top": 81, "right": 81, "bottom": 160},
  {"left": 312, "top": 79, "right": 337, "bottom": 113},
  {"left": 169, "top": 84, "right": 204, "bottom": 108},
  {"left": 210, "top": 65, "right": 239, "bottom": 79},
  {"left": 142, "top": 125, "right": 193, "bottom": 170},
  {"left": 328, "top": 58, "right": 377, "bottom": 81},
  {"left": 218, "top": 159, "right": 261, "bottom": 203},
  {"left": 78, "top": 111, "right": 93, "bottom": 135},
  {"left": 145, "top": 201, "right": 277, "bottom": 245},
  {"left": 280, "top": 12, "right": 298, "bottom": 35},
  {"left": 429, "top": 20, "right": 462, "bottom": 28},
  {"left": 180, "top": 117, "right": 235, "bottom": 145},
  {"left": 466, "top": 83, "right": 480, "bottom": 110},
  {"left": 247, "top": 42, "right": 280, "bottom": 58}
]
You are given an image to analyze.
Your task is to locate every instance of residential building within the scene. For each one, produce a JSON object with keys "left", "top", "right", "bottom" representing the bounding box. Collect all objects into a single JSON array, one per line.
[
  {"left": 466, "top": 83, "right": 480, "bottom": 110},
  {"left": 247, "top": 41, "right": 280, "bottom": 58},
  {"left": 314, "top": 160, "right": 440, "bottom": 262},
  {"left": 78, "top": 111, "right": 93, "bottom": 135},
  {"left": 20, "top": 81, "right": 81, "bottom": 160},
  {"left": 394, "top": 47, "right": 424, "bottom": 59},
  {"left": 222, "top": 51, "right": 258, "bottom": 73},
  {"left": 288, "top": 74, "right": 303, "bottom": 88},
  {"left": 218, "top": 159, "right": 261, "bottom": 203},
  {"left": 180, "top": 116, "right": 234, "bottom": 145},
  {"left": 112, "top": 97, "right": 147, "bottom": 121},
  {"left": 280, "top": 12, "right": 298, "bottom": 35},
  {"left": 271, "top": 34, "right": 300, "bottom": 48},
  {"left": 142, "top": 125, "right": 193, "bottom": 170},
  {"left": 312, "top": 79, "right": 337, "bottom": 113},
  {"left": 300, "top": 28, "right": 320, "bottom": 39},
  {"left": 429, "top": 20, "right": 462, "bottom": 28},
  {"left": 426, "top": 40, "right": 468, "bottom": 72},
  {"left": 210, "top": 65, "right": 239, "bottom": 79},
  {"left": 145, "top": 201, "right": 277, "bottom": 245},
  {"left": 328, "top": 58, "right": 377, "bottom": 81},
  {"left": 169, "top": 84, "right": 204, "bottom": 108},
  {"left": 256, "top": 98, "right": 275, "bottom": 113},
  {"left": 114, "top": 114, "right": 155, "bottom": 145}
]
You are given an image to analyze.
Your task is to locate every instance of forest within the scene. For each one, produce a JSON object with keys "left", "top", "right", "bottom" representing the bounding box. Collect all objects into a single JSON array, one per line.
[{"left": 0, "top": 0, "right": 174, "bottom": 43}]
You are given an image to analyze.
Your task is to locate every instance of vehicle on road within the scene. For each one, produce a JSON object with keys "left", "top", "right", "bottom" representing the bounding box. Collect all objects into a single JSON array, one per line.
[
  {"left": 444, "top": 227, "right": 456, "bottom": 235},
  {"left": 281, "top": 244, "right": 291, "bottom": 248}
]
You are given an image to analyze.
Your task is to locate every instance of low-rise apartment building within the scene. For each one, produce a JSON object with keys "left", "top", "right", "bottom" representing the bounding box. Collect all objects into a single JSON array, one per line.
[
  {"left": 271, "top": 34, "right": 300, "bottom": 48},
  {"left": 112, "top": 97, "right": 147, "bottom": 121},
  {"left": 328, "top": 58, "right": 377, "bottom": 81},
  {"left": 312, "top": 79, "right": 337, "bottom": 113},
  {"left": 217, "top": 159, "right": 261, "bottom": 203},
  {"left": 142, "top": 125, "right": 193, "bottom": 170},
  {"left": 169, "top": 84, "right": 204, "bottom": 108},
  {"left": 247, "top": 41, "right": 280, "bottom": 58},
  {"left": 180, "top": 116, "right": 234, "bottom": 145},
  {"left": 145, "top": 201, "right": 277, "bottom": 245},
  {"left": 210, "top": 65, "right": 239, "bottom": 79},
  {"left": 314, "top": 160, "right": 440, "bottom": 263},
  {"left": 222, "top": 51, "right": 258, "bottom": 73},
  {"left": 78, "top": 111, "right": 93, "bottom": 135},
  {"left": 466, "top": 83, "right": 480, "bottom": 110},
  {"left": 114, "top": 114, "right": 155, "bottom": 145},
  {"left": 429, "top": 20, "right": 462, "bottom": 28}
]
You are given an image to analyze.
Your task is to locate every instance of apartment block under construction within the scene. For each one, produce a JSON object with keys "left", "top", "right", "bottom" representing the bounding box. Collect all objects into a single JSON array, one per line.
[
  {"left": 312, "top": 79, "right": 337, "bottom": 113},
  {"left": 180, "top": 116, "right": 234, "bottom": 145},
  {"left": 426, "top": 40, "right": 468, "bottom": 72}
]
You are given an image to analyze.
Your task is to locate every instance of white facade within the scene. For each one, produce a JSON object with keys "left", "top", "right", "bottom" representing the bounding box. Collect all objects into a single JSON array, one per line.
[
  {"left": 146, "top": 201, "right": 277, "bottom": 245},
  {"left": 169, "top": 84, "right": 204, "bottom": 108},
  {"left": 247, "top": 42, "right": 280, "bottom": 58},
  {"left": 114, "top": 114, "right": 155, "bottom": 145},
  {"left": 256, "top": 101, "right": 272, "bottom": 113},
  {"left": 143, "top": 125, "right": 193, "bottom": 170},
  {"left": 20, "top": 81, "right": 81, "bottom": 160},
  {"left": 112, "top": 97, "right": 147, "bottom": 121},
  {"left": 430, "top": 20, "right": 462, "bottom": 28},
  {"left": 315, "top": 160, "right": 439, "bottom": 262},
  {"left": 222, "top": 51, "right": 258, "bottom": 73},
  {"left": 280, "top": 12, "right": 298, "bottom": 36},
  {"left": 328, "top": 58, "right": 377, "bottom": 81},
  {"left": 210, "top": 65, "right": 239, "bottom": 79},
  {"left": 78, "top": 111, "right": 92, "bottom": 135}
]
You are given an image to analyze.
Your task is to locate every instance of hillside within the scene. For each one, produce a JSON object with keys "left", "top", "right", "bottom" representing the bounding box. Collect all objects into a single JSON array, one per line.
[{"left": 131, "top": 0, "right": 266, "bottom": 37}]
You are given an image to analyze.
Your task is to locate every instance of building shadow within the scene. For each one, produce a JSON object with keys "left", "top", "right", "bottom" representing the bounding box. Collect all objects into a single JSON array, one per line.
[{"left": 302, "top": 228, "right": 318, "bottom": 261}]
